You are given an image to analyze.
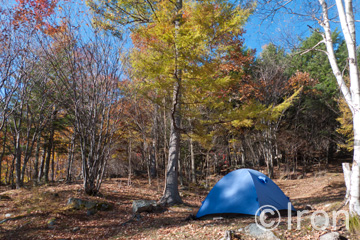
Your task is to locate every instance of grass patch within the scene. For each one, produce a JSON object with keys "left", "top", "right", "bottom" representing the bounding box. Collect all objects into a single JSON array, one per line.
[{"left": 349, "top": 215, "right": 360, "bottom": 234}]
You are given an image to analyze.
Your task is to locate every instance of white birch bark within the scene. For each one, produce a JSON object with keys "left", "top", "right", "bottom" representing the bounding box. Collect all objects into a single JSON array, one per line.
[
  {"left": 351, "top": 111, "right": 360, "bottom": 215},
  {"left": 318, "top": 0, "right": 360, "bottom": 215},
  {"left": 343, "top": 162, "right": 351, "bottom": 199}
]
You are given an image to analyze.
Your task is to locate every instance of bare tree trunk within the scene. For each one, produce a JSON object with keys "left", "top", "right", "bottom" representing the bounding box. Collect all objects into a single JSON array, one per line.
[
  {"left": 232, "top": 140, "right": 239, "bottom": 166},
  {"left": 240, "top": 144, "right": 245, "bottom": 166},
  {"left": 44, "top": 109, "right": 56, "bottom": 183},
  {"left": 163, "top": 98, "right": 168, "bottom": 170},
  {"left": 150, "top": 138, "right": 157, "bottom": 178},
  {"left": 15, "top": 131, "right": 22, "bottom": 188},
  {"left": 190, "top": 137, "right": 196, "bottom": 183},
  {"left": 127, "top": 138, "right": 132, "bottom": 186},
  {"left": 160, "top": 83, "right": 183, "bottom": 205},
  {"left": 5, "top": 163, "right": 9, "bottom": 185},
  {"left": 246, "top": 138, "right": 256, "bottom": 167},
  {"left": 66, "top": 133, "right": 75, "bottom": 183},
  {"left": 143, "top": 134, "right": 151, "bottom": 185},
  {"left": 159, "top": 0, "right": 183, "bottom": 206},
  {"left": 153, "top": 106, "right": 160, "bottom": 191},
  {"left": 38, "top": 146, "right": 46, "bottom": 182},
  {"left": 33, "top": 135, "right": 41, "bottom": 183},
  {"left": 44, "top": 131, "right": 54, "bottom": 183},
  {"left": 205, "top": 150, "right": 210, "bottom": 189},
  {"left": 51, "top": 145, "right": 55, "bottom": 182},
  {"left": 150, "top": 105, "right": 158, "bottom": 179},
  {"left": 0, "top": 124, "right": 7, "bottom": 185},
  {"left": 10, "top": 155, "right": 16, "bottom": 188},
  {"left": 178, "top": 149, "right": 183, "bottom": 186}
]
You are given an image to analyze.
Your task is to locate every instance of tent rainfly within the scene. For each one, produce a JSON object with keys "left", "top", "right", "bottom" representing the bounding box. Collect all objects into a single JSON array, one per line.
[{"left": 196, "top": 168, "right": 296, "bottom": 218}]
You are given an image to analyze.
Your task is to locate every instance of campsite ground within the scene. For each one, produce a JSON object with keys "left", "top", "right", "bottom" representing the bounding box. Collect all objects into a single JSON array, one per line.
[{"left": 0, "top": 163, "right": 356, "bottom": 240}]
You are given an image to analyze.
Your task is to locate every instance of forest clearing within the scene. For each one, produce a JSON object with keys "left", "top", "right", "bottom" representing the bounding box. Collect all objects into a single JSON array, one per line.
[
  {"left": 1, "top": 0, "right": 360, "bottom": 239},
  {"left": 0, "top": 163, "right": 354, "bottom": 240}
]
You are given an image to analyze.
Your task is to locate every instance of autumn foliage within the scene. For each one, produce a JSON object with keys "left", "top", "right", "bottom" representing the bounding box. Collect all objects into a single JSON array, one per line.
[{"left": 12, "top": 0, "right": 61, "bottom": 34}]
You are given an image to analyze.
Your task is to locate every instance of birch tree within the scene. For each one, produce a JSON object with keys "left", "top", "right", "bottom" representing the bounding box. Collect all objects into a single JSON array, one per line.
[
  {"left": 257, "top": 0, "right": 360, "bottom": 215},
  {"left": 319, "top": 0, "right": 360, "bottom": 216}
]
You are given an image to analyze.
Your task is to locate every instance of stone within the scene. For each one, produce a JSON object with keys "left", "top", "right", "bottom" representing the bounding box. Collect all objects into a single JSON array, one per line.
[
  {"left": 132, "top": 200, "right": 163, "bottom": 215},
  {"left": 244, "top": 223, "right": 280, "bottom": 240},
  {"left": 47, "top": 218, "right": 56, "bottom": 229},
  {"left": 313, "top": 215, "right": 328, "bottom": 228},
  {"left": 221, "top": 230, "right": 234, "bottom": 240},
  {"left": 48, "top": 218, "right": 56, "bottom": 226},
  {"left": 324, "top": 203, "right": 332, "bottom": 208},
  {"left": 67, "top": 198, "right": 97, "bottom": 210},
  {"left": 97, "top": 202, "right": 112, "bottom": 211},
  {"left": 87, "top": 209, "right": 96, "bottom": 216},
  {"left": 319, "top": 232, "right": 341, "bottom": 240},
  {"left": 4, "top": 213, "right": 13, "bottom": 218},
  {"left": 305, "top": 205, "right": 313, "bottom": 211},
  {"left": 67, "top": 197, "right": 113, "bottom": 211}
]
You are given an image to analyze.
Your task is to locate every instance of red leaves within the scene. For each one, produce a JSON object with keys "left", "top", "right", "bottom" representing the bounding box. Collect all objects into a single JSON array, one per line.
[
  {"left": 219, "top": 35, "right": 254, "bottom": 74},
  {"left": 12, "top": 0, "right": 60, "bottom": 33},
  {"left": 216, "top": 34, "right": 257, "bottom": 102},
  {"left": 287, "top": 71, "right": 318, "bottom": 94}
]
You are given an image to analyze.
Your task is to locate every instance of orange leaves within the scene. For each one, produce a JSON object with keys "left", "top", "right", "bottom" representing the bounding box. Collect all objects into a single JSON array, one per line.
[
  {"left": 287, "top": 71, "right": 319, "bottom": 95},
  {"left": 12, "top": 0, "right": 60, "bottom": 33},
  {"left": 216, "top": 34, "right": 257, "bottom": 102},
  {"left": 287, "top": 71, "right": 316, "bottom": 90},
  {"left": 131, "top": 23, "right": 171, "bottom": 54}
]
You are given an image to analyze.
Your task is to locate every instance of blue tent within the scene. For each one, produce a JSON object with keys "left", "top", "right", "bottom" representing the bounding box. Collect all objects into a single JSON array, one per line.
[{"left": 196, "top": 168, "right": 296, "bottom": 218}]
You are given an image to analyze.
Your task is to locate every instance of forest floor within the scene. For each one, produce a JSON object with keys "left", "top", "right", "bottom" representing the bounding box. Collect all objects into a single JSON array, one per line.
[{"left": 0, "top": 163, "right": 357, "bottom": 240}]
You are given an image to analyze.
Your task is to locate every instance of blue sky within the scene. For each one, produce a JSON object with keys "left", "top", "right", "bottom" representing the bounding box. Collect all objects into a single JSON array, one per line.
[
  {"left": 244, "top": 13, "right": 311, "bottom": 55},
  {"left": 243, "top": 2, "right": 360, "bottom": 56},
  {"left": 6, "top": 0, "right": 357, "bottom": 57}
]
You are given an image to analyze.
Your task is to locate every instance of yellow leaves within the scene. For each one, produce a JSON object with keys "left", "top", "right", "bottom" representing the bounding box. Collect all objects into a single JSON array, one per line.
[
  {"left": 268, "top": 86, "right": 303, "bottom": 121},
  {"left": 231, "top": 119, "right": 253, "bottom": 128},
  {"left": 189, "top": 131, "right": 214, "bottom": 150},
  {"left": 127, "top": 0, "right": 258, "bottom": 141},
  {"left": 336, "top": 97, "right": 353, "bottom": 151}
]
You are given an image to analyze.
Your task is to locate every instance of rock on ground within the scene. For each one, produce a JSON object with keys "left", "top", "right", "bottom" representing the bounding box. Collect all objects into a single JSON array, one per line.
[
  {"left": 221, "top": 230, "right": 234, "bottom": 240},
  {"left": 132, "top": 200, "right": 163, "bottom": 215},
  {"left": 67, "top": 197, "right": 113, "bottom": 211},
  {"left": 319, "top": 232, "right": 343, "bottom": 240},
  {"left": 313, "top": 215, "right": 328, "bottom": 229},
  {"left": 244, "top": 223, "right": 280, "bottom": 240}
]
